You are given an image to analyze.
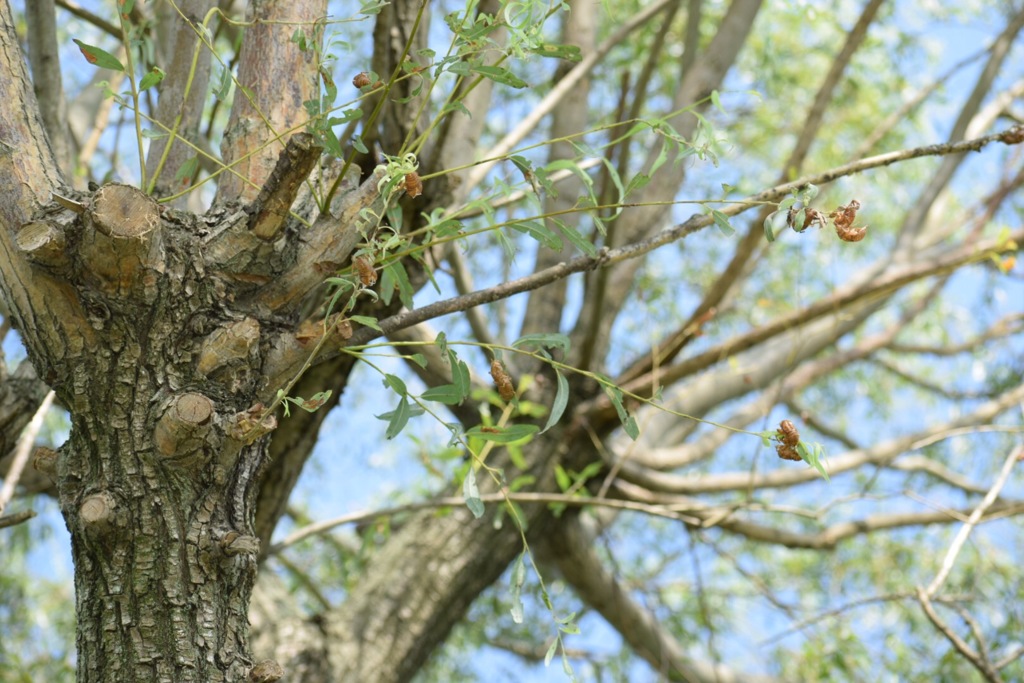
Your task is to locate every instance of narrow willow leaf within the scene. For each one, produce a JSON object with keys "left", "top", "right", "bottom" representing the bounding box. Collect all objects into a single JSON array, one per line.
[
  {"left": 349, "top": 315, "right": 381, "bottom": 331},
  {"left": 382, "top": 373, "right": 407, "bottom": 396},
  {"left": 528, "top": 43, "right": 582, "bottom": 62},
  {"left": 711, "top": 209, "right": 735, "bottom": 236},
  {"left": 173, "top": 156, "right": 198, "bottom": 187},
  {"left": 544, "top": 640, "right": 558, "bottom": 666},
  {"left": 764, "top": 213, "right": 776, "bottom": 242},
  {"left": 471, "top": 65, "right": 527, "bottom": 88},
  {"left": 512, "top": 332, "right": 571, "bottom": 355},
  {"left": 511, "top": 221, "right": 563, "bottom": 250},
  {"left": 452, "top": 357, "right": 470, "bottom": 400},
  {"left": 465, "top": 424, "right": 539, "bottom": 443},
  {"left": 72, "top": 39, "right": 125, "bottom": 72},
  {"left": 510, "top": 552, "right": 526, "bottom": 623},
  {"left": 384, "top": 396, "right": 410, "bottom": 439},
  {"left": 540, "top": 371, "right": 569, "bottom": 434},
  {"left": 603, "top": 385, "right": 639, "bottom": 440},
  {"left": 462, "top": 467, "right": 484, "bottom": 518},
  {"left": 550, "top": 219, "right": 598, "bottom": 257},
  {"left": 421, "top": 384, "right": 463, "bottom": 405}
]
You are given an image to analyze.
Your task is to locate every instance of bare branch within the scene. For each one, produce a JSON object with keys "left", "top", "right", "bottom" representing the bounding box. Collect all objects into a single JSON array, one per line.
[
  {"left": 917, "top": 589, "right": 1002, "bottom": 683},
  {"left": 923, "top": 444, "right": 1022, "bottom": 597},
  {"left": 269, "top": 491, "right": 703, "bottom": 555},
  {"left": 0, "top": 390, "right": 55, "bottom": 514}
]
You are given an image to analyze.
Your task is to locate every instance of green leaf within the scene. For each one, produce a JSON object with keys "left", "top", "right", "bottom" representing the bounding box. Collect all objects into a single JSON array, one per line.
[
  {"left": 173, "top": 156, "right": 198, "bottom": 187},
  {"left": 409, "top": 353, "right": 427, "bottom": 369},
  {"left": 350, "top": 315, "right": 381, "bottom": 331},
  {"left": 117, "top": 0, "right": 134, "bottom": 16},
  {"left": 550, "top": 219, "right": 598, "bottom": 257},
  {"left": 465, "top": 424, "right": 539, "bottom": 444},
  {"left": 384, "top": 396, "right": 411, "bottom": 439},
  {"left": 421, "top": 384, "right": 464, "bottom": 405},
  {"left": 383, "top": 373, "right": 407, "bottom": 396},
  {"left": 603, "top": 385, "right": 639, "bottom": 440},
  {"left": 554, "top": 464, "right": 571, "bottom": 491},
  {"left": 452, "top": 356, "right": 471, "bottom": 400},
  {"left": 290, "top": 28, "right": 309, "bottom": 51},
  {"left": 73, "top": 39, "right": 124, "bottom": 72},
  {"left": 382, "top": 261, "right": 414, "bottom": 309},
  {"left": 471, "top": 65, "right": 528, "bottom": 89},
  {"left": 544, "top": 640, "right": 558, "bottom": 667},
  {"left": 798, "top": 442, "right": 830, "bottom": 482},
  {"left": 138, "top": 67, "right": 165, "bottom": 92},
  {"left": 298, "top": 390, "right": 332, "bottom": 412},
  {"left": 711, "top": 209, "right": 735, "bottom": 236},
  {"left": 511, "top": 221, "right": 563, "bottom": 251},
  {"left": 541, "top": 371, "right": 569, "bottom": 434},
  {"left": 512, "top": 333, "right": 571, "bottom": 355},
  {"left": 510, "top": 551, "right": 526, "bottom": 623},
  {"left": 462, "top": 467, "right": 484, "bottom": 518},
  {"left": 527, "top": 43, "right": 583, "bottom": 62}
]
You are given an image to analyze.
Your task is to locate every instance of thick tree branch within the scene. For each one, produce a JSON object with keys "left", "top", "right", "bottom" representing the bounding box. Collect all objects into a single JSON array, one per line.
[
  {"left": 24, "top": 0, "right": 71, "bottom": 175},
  {"left": 217, "top": 0, "right": 325, "bottom": 203}
]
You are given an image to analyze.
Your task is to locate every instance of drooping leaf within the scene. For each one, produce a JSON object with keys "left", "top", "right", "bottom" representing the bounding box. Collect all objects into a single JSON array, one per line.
[
  {"left": 540, "top": 371, "right": 569, "bottom": 434},
  {"left": 462, "top": 467, "right": 484, "bottom": 518},
  {"left": 603, "top": 384, "right": 639, "bottom": 440},
  {"left": 384, "top": 396, "right": 410, "bottom": 440},
  {"left": 510, "top": 551, "right": 527, "bottom": 623}
]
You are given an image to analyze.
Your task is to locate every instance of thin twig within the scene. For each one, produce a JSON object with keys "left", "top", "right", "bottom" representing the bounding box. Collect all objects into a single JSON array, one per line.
[
  {"left": 0, "top": 390, "right": 56, "bottom": 515},
  {"left": 924, "top": 444, "right": 1022, "bottom": 597},
  {"left": 269, "top": 491, "right": 702, "bottom": 554}
]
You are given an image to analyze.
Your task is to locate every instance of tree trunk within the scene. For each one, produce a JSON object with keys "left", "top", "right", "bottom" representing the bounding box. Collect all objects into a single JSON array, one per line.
[{"left": 39, "top": 182, "right": 279, "bottom": 681}]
